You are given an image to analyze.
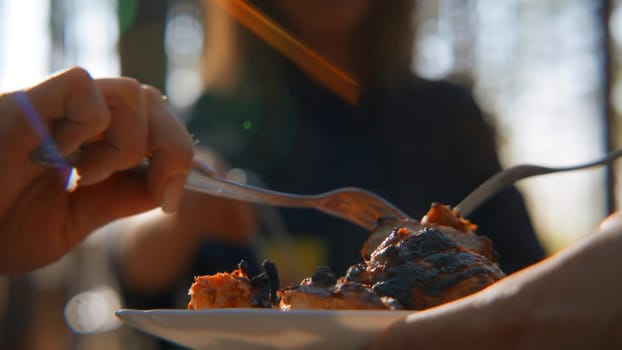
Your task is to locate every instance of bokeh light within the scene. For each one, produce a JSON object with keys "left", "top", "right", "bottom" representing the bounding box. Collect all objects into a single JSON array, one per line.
[{"left": 64, "top": 286, "right": 121, "bottom": 334}]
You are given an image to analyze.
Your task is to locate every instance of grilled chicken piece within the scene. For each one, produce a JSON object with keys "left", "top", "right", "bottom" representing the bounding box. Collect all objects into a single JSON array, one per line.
[
  {"left": 187, "top": 260, "right": 279, "bottom": 309},
  {"left": 362, "top": 203, "right": 495, "bottom": 261},
  {"left": 188, "top": 203, "right": 504, "bottom": 311},
  {"left": 278, "top": 266, "right": 393, "bottom": 310},
  {"left": 349, "top": 222, "right": 504, "bottom": 309},
  {"left": 422, "top": 203, "right": 497, "bottom": 260},
  {"left": 421, "top": 202, "right": 478, "bottom": 233}
]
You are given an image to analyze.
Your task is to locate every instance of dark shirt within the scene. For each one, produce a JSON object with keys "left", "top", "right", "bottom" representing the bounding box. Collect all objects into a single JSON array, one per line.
[{"left": 187, "top": 66, "right": 545, "bottom": 276}]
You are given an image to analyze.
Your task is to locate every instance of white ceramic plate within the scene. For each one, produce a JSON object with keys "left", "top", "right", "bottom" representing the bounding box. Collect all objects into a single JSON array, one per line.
[{"left": 116, "top": 308, "right": 411, "bottom": 350}]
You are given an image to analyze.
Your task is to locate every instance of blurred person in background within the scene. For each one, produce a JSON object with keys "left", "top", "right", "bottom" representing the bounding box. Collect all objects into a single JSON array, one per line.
[
  {"left": 189, "top": 0, "right": 545, "bottom": 275},
  {"left": 115, "top": 1, "right": 545, "bottom": 337}
]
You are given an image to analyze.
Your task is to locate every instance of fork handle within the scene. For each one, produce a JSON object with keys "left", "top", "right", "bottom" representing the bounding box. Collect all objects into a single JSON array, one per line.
[
  {"left": 454, "top": 149, "right": 622, "bottom": 218},
  {"left": 184, "top": 170, "right": 316, "bottom": 208}
]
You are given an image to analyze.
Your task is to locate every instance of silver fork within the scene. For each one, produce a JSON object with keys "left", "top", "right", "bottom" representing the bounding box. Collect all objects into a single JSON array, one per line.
[
  {"left": 32, "top": 146, "right": 412, "bottom": 231},
  {"left": 454, "top": 148, "right": 622, "bottom": 218},
  {"left": 189, "top": 147, "right": 622, "bottom": 230},
  {"left": 186, "top": 163, "right": 412, "bottom": 231}
]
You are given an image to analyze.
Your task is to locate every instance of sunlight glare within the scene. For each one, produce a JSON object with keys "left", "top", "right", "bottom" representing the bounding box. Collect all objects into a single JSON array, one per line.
[{"left": 0, "top": 0, "right": 51, "bottom": 91}]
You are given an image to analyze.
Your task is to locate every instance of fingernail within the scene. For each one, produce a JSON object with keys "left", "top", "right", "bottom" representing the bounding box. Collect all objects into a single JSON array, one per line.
[
  {"left": 78, "top": 170, "right": 112, "bottom": 186},
  {"left": 161, "top": 173, "right": 187, "bottom": 213}
]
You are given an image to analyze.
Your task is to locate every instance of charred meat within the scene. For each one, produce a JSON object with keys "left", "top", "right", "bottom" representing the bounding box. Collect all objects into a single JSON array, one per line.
[
  {"left": 348, "top": 224, "right": 504, "bottom": 310},
  {"left": 188, "top": 203, "right": 505, "bottom": 311},
  {"left": 278, "top": 266, "right": 392, "bottom": 310}
]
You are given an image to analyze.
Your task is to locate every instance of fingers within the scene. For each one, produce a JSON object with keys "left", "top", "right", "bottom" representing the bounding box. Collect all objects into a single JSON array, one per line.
[
  {"left": 10, "top": 66, "right": 192, "bottom": 215},
  {"left": 53, "top": 81, "right": 193, "bottom": 245},
  {"left": 142, "top": 85, "right": 194, "bottom": 212},
  {"left": 26, "top": 67, "right": 111, "bottom": 155},
  {"left": 75, "top": 77, "right": 148, "bottom": 184},
  {"left": 70, "top": 81, "right": 193, "bottom": 216}
]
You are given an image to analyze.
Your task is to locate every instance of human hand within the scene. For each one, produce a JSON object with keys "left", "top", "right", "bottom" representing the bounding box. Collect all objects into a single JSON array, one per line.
[
  {"left": 367, "top": 212, "right": 622, "bottom": 349},
  {"left": 0, "top": 67, "right": 194, "bottom": 273}
]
